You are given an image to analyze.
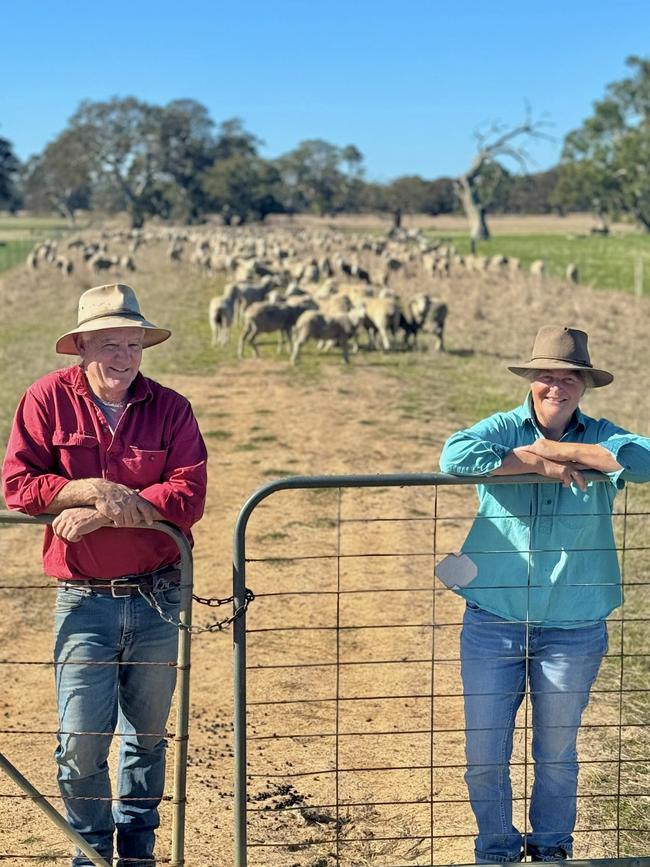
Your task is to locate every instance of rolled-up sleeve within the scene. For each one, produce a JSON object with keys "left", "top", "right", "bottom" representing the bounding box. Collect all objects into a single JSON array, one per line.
[
  {"left": 2, "top": 390, "right": 70, "bottom": 514},
  {"left": 598, "top": 425, "right": 650, "bottom": 485},
  {"left": 138, "top": 398, "right": 207, "bottom": 533},
  {"left": 440, "top": 413, "right": 515, "bottom": 475}
]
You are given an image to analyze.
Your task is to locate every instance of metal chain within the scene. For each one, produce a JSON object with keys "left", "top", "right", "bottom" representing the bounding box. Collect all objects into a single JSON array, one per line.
[{"left": 138, "top": 585, "right": 255, "bottom": 634}]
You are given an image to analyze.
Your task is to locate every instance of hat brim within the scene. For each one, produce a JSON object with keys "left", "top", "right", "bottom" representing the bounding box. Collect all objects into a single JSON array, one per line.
[
  {"left": 56, "top": 315, "right": 171, "bottom": 355},
  {"left": 507, "top": 360, "right": 613, "bottom": 388}
]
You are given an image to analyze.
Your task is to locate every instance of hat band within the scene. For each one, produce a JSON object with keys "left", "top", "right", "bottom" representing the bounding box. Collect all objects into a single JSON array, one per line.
[
  {"left": 529, "top": 354, "right": 593, "bottom": 368},
  {"left": 77, "top": 309, "right": 143, "bottom": 327}
]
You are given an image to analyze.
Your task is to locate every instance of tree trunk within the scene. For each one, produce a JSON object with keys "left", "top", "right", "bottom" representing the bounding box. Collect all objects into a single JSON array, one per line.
[
  {"left": 130, "top": 208, "right": 145, "bottom": 229},
  {"left": 457, "top": 175, "right": 490, "bottom": 246},
  {"left": 392, "top": 208, "right": 402, "bottom": 229}
]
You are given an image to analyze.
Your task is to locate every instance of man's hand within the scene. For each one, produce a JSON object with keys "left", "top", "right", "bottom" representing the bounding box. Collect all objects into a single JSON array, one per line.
[
  {"left": 52, "top": 508, "right": 111, "bottom": 542},
  {"left": 92, "top": 481, "right": 158, "bottom": 526}
]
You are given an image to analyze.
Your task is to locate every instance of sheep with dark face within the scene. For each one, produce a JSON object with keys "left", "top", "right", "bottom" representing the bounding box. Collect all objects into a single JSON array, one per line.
[
  {"left": 425, "top": 302, "right": 448, "bottom": 352},
  {"left": 398, "top": 293, "right": 432, "bottom": 349},
  {"left": 55, "top": 256, "right": 74, "bottom": 277}
]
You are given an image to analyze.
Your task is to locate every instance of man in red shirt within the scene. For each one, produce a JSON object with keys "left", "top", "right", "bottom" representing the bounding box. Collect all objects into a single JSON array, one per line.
[{"left": 3, "top": 283, "right": 207, "bottom": 867}]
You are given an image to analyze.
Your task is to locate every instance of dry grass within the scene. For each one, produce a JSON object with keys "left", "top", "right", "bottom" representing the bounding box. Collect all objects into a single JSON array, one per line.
[{"left": 0, "top": 220, "right": 648, "bottom": 865}]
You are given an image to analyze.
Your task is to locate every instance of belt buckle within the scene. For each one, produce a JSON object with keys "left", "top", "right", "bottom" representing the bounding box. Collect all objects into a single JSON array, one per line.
[{"left": 111, "top": 577, "right": 136, "bottom": 598}]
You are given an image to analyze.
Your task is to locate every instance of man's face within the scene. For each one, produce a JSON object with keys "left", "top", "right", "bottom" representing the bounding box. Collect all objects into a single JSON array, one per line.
[
  {"left": 530, "top": 370, "right": 585, "bottom": 435},
  {"left": 78, "top": 327, "right": 144, "bottom": 399}
]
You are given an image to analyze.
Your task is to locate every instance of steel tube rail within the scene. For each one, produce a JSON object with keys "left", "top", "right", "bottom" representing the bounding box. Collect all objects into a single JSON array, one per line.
[
  {"left": 0, "top": 510, "right": 192, "bottom": 867},
  {"left": 231, "top": 470, "right": 613, "bottom": 867},
  {"left": 0, "top": 751, "right": 111, "bottom": 867}
]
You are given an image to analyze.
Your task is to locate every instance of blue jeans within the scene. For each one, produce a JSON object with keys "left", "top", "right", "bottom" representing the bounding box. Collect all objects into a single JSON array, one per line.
[
  {"left": 53, "top": 582, "right": 180, "bottom": 867},
  {"left": 460, "top": 603, "right": 608, "bottom": 864}
]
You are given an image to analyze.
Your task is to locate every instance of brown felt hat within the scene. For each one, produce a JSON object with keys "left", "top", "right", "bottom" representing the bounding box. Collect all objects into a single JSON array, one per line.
[
  {"left": 56, "top": 283, "right": 171, "bottom": 355},
  {"left": 507, "top": 326, "right": 613, "bottom": 388}
]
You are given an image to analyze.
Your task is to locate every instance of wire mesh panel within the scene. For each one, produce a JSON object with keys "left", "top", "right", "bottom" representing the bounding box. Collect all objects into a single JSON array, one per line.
[
  {"left": 0, "top": 513, "right": 194, "bottom": 867},
  {"left": 232, "top": 474, "right": 650, "bottom": 867}
]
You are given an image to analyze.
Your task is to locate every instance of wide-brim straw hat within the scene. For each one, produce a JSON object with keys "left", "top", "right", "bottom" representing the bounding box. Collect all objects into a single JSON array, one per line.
[
  {"left": 507, "top": 325, "right": 613, "bottom": 388},
  {"left": 56, "top": 283, "right": 171, "bottom": 355}
]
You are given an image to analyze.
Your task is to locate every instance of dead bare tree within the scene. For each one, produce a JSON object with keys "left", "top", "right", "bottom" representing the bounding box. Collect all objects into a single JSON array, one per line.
[{"left": 456, "top": 109, "right": 552, "bottom": 252}]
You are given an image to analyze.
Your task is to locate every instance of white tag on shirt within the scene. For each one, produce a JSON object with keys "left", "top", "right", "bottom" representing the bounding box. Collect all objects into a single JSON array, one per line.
[{"left": 435, "top": 553, "right": 478, "bottom": 589}]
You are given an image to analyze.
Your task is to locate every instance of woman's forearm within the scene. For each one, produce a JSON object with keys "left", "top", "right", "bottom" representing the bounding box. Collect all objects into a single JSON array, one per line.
[
  {"left": 491, "top": 447, "right": 545, "bottom": 476},
  {"left": 527, "top": 439, "right": 622, "bottom": 472}
]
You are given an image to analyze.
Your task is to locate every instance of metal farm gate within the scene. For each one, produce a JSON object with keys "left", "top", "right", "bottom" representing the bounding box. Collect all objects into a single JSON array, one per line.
[
  {"left": 232, "top": 472, "right": 650, "bottom": 867},
  {"left": 0, "top": 512, "right": 194, "bottom": 867}
]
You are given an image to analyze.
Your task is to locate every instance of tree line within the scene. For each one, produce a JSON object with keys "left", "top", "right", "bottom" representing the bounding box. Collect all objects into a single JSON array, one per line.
[{"left": 0, "top": 56, "right": 648, "bottom": 232}]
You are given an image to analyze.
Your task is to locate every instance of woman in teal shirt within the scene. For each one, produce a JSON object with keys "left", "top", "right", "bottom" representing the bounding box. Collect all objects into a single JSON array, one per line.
[{"left": 439, "top": 326, "right": 650, "bottom": 864}]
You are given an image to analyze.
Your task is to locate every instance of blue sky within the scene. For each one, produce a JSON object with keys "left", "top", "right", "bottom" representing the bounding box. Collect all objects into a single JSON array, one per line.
[{"left": 2, "top": 0, "right": 648, "bottom": 182}]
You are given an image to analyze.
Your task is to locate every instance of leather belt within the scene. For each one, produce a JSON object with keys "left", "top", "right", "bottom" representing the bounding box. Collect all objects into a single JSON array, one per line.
[{"left": 62, "top": 563, "right": 181, "bottom": 598}]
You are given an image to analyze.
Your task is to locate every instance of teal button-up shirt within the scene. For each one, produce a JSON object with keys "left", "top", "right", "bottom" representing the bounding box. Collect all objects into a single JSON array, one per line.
[{"left": 439, "top": 397, "right": 650, "bottom": 627}]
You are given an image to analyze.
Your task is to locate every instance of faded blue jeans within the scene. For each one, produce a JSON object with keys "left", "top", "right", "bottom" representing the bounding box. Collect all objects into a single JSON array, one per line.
[
  {"left": 53, "top": 581, "right": 180, "bottom": 867},
  {"left": 460, "top": 603, "right": 608, "bottom": 864}
]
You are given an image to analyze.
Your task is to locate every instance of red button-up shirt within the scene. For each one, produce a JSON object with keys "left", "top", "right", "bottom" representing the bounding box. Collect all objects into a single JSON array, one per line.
[{"left": 2, "top": 365, "right": 207, "bottom": 580}]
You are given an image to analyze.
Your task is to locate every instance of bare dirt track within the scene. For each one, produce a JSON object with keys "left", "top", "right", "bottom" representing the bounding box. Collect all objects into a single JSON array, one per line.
[{"left": 1, "top": 223, "right": 649, "bottom": 865}]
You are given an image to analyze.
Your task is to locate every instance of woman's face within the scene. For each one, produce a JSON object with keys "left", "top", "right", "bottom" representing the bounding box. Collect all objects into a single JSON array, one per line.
[{"left": 530, "top": 370, "right": 586, "bottom": 436}]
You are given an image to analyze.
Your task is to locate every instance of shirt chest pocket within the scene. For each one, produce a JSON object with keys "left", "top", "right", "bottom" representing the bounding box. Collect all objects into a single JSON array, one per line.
[
  {"left": 52, "top": 431, "right": 99, "bottom": 476},
  {"left": 120, "top": 447, "right": 168, "bottom": 487}
]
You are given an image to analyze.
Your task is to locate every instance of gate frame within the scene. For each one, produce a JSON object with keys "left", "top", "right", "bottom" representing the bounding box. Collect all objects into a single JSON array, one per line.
[
  {"left": 0, "top": 510, "right": 193, "bottom": 867},
  {"left": 232, "top": 470, "right": 650, "bottom": 867}
]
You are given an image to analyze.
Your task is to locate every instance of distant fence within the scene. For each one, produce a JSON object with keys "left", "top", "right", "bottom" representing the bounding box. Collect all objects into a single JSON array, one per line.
[
  {"left": 232, "top": 473, "right": 650, "bottom": 867},
  {"left": 0, "top": 512, "right": 194, "bottom": 867}
]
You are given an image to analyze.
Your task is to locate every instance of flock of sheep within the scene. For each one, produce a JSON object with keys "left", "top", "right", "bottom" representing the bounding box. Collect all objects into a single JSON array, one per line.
[
  {"left": 26, "top": 237, "right": 137, "bottom": 278},
  {"left": 25, "top": 221, "right": 579, "bottom": 365}
]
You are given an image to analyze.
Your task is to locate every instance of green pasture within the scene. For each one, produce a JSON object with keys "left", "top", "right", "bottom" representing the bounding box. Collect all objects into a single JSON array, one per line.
[
  {"left": 0, "top": 217, "right": 90, "bottom": 273},
  {"left": 428, "top": 231, "right": 650, "bottom": 295},
  {"left": 0, "top": 239, "right": 34, "bottom": 272}
]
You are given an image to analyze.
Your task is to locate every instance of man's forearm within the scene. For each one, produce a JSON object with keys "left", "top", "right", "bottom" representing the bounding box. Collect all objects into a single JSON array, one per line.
[{"left": 44, "top": 479, "right": 105, "bottom": 513}]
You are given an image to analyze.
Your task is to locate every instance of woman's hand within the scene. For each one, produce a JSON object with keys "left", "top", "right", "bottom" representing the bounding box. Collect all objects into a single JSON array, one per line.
[{"left": 539, "top": 458, "right": 588, "bottom": 491}]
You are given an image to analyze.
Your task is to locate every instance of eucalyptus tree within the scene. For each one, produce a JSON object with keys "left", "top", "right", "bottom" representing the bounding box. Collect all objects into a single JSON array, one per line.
[
  {"left": 278, "top": 139, "right": 365, "bottom": 215},
  {"left": 556, "top": 55, "right": 650, "bottom": 231},
  {"left": 0, "top": 135, "right": 21, "bottom": 211},
  {"left": 22, "top": 129, "right": 92, "bottom": 223},
  {"left": 68, "top": 97, "right": 163, "bottom": 228},
  {"left": 157, "top": 99, "right": 217, "bottom": 222}
]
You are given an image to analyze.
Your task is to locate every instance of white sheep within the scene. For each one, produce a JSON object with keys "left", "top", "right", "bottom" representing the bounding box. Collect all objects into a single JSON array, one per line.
[
  {"left": 530, "top": 259, "right": 546, "bottom": 278},
  {"left": 291, "top": 309, "right": 362, "bottom": 365},
  {"left": 238, "top": 301, "right": 314, "bottom": 358},
  {"left": 209, "top": 289, "right": 240, "bottom": 346}
]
